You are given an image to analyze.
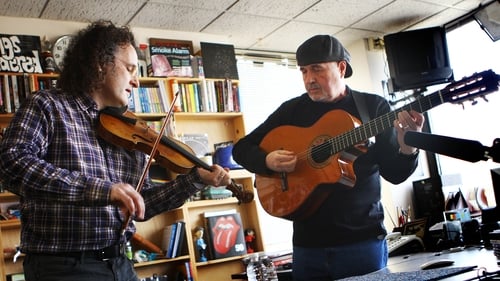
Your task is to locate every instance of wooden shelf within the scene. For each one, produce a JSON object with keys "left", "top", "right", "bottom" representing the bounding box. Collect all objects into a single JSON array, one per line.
[
  {"left": 0, "top": 193, "right": 18, "bottom": 202},
  {"left": 0, "top": 220, "right": 20, "bottom": 230},
  {"left": 133, "top": 255, "right": 189, "bottom": 268}
]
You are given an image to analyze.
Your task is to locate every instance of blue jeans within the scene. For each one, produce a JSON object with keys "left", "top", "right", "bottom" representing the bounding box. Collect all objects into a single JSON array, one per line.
[
  {"left": 23, "top": 253, "right": 139, "bottom": 281},
  {"left": 292, "top": 238, "right": 388, "bottom": 281}
]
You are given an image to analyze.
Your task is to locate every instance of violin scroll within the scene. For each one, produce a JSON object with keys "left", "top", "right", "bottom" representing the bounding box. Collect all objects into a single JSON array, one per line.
[{"left": 226, "top": 180, "right": 254, "bottom": 204}]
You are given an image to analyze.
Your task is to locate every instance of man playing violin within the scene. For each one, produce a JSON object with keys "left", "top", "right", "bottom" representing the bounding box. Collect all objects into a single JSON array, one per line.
[
  {"left": 0, "top": 20, "right": 230, "bottom": 281},
  {"left": 232, "top": 35, "right": 425, "bottom": 280}
]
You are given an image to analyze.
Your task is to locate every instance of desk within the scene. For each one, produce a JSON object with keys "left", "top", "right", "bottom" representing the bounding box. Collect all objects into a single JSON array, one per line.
[
  {"left": 388, "top": 246, "right": 499, "bottom": 280},
  {"left": 342, "top": 246, "right": 499, "bottom": 280},
  {"left": 235, "top": 247, "right": 500, "bottom": 280}
]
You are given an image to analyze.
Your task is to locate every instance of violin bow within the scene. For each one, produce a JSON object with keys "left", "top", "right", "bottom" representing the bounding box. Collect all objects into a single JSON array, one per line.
[{"left": 121, "top": 92, "right": 180, "bottom": 236}]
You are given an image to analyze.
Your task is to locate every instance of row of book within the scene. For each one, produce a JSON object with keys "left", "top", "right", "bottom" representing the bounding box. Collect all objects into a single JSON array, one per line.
[
  {"left": 128, "top": 82, "right": 169, "bottom": 114},
  {"left": 1, "top": 74, "right": 30, "bottom": 114},
  {"left": 0, "top": 74, "right": 57, "bottom": 114},
  {"left": 1, "top": 72, "right": 239, "bottom": 115},
  {"left": 161, "top": 220, "right": 186, "bottom": 259},
  {"left": 170, "top": 79, "right": 240, "bottom": 113}
]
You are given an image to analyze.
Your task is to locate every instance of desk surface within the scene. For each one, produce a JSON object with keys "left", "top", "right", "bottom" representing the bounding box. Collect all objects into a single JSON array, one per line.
[
  {"left": 341, "top": 246, "right": 499, "bottom": 280},
  {"left": 388, "top": 246, "right": 497, "bottom": 280}
]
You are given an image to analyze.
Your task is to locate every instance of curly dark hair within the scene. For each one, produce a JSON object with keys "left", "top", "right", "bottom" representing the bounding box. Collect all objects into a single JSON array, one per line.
[{"left": 57, "top": 20, "right": 136, "bottom": 95}]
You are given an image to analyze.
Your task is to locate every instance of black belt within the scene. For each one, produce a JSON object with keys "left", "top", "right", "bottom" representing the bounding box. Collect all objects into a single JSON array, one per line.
[{"left": 28, "top": 243, "right": 125, "bottom": 261}]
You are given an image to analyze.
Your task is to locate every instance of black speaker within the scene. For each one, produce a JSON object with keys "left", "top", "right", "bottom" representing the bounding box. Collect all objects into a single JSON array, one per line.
[
  {"left": 412, "top": 177, "right": 445, "bottom": 227},
  {"left": 384, "top": 26, "right": 453, "bottom": 92}
]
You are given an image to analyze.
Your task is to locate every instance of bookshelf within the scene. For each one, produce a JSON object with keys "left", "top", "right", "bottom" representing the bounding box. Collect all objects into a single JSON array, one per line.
[{"left": 0, "top": 73, "right": 262, "bottom": 281}]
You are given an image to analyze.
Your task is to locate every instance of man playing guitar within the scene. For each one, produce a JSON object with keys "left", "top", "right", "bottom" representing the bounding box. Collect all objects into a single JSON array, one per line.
[{"left": 232, "top": 34, "right": 424, "bottom": 280}]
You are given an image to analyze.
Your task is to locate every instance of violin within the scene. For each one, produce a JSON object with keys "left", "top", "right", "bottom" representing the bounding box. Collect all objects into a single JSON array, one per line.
[{"left": 97, "top": 107, "right": 254, "bottom": 204}]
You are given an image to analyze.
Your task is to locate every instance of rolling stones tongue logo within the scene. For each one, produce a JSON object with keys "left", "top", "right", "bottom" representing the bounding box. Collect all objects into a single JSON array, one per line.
[{"left": 211, "top": 216, "right": 240, "bottom": 254}]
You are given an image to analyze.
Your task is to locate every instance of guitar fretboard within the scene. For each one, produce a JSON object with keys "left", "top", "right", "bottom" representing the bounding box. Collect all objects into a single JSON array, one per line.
[{"left": 325, "top": 69, "right": 499, "bottom": 154}]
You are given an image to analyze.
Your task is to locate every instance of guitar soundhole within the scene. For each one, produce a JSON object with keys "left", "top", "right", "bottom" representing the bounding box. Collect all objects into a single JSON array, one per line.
[{"left": 309, "top": 135, "right": 332, "bottom": 168}]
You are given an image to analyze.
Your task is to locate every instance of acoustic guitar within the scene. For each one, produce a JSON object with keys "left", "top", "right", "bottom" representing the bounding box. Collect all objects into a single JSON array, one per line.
[{"left": 255, "top": 70, "right": 500, "bottom": 220}]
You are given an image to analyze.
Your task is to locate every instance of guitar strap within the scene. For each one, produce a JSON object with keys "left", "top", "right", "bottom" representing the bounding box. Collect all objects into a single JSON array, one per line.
[
  {"left": 351, "top": 91, "right": 375, "bottom": 146},
  {"left": 351, "top": 91, "right": 370, "bottom": 124}
]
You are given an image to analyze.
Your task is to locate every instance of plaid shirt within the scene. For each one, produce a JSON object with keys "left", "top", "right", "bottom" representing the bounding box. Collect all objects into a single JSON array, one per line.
[{"left": 0, "top": 89, "right": 203, "bottom": 253}]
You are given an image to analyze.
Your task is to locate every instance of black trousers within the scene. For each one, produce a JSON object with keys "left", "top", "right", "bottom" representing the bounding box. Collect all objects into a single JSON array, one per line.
[{"left": 23, "top": 253, "right": 139, "bottom": 281}]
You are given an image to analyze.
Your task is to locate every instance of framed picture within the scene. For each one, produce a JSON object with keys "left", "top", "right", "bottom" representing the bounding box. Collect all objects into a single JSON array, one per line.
[{"left": 148, "top": 38, "right": 194, "bottom": 77}]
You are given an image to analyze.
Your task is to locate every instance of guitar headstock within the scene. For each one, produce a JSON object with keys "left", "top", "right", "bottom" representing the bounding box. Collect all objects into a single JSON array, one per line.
[{"left": 442, "top": 69, "right": 499, "bottom": 106}]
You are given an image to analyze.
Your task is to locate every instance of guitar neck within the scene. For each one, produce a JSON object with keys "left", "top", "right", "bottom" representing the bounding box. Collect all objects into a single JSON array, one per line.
[
  {"left": 332, "top": 69, "right": 500, "bottom": 152},
  {"left": 332, "top": 91, "right": 443, "bottom": 151}
]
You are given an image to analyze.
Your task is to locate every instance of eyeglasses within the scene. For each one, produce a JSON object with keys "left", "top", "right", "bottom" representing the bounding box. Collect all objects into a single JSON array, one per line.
[{"left": 114, "top": 57, "right": 138, "bottom": 77}]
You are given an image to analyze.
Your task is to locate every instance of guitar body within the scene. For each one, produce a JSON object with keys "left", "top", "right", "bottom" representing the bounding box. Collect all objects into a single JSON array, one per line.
[
  {"left": 255, "top": 110, "right": 365, "bottom": 220},
  {"left": 254, "top": 70, "right": 499, "bottom": 220}
]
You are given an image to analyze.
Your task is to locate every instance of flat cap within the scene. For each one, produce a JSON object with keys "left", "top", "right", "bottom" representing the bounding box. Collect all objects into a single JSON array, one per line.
[{"left": 296, "top": 35, "right": 353, "bottom": 77}]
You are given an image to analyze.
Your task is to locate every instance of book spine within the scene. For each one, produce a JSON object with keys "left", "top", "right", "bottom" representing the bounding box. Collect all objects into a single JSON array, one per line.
[
  {"left": 166, "top": 222, "right": 177, "bottom": 258},
  {"left": 0, "top": 75, "right": 3, "bottom": 111},
  {"left": 184, "top": 261, "right": 193, "bottom": 281},
  {"left": 172, "top": 221, "right": 185, "bottom": 258},
  {"left": 161, "top": 223, "right": 174, "bottom": 256},
  {"left": 175, "top": 221, "right": 186, "bottom": 257},
  {"left": 3, "top": 75, "right": 11, "bottom": 113},
  {"left": 11, "top": 75, "right": 19, "bottom": 111},
  {"left": 157, "top": 80, "right": 170, "bottom": 112},
  {"left": 170, "top": 80, "right": 182, "bottom": 112}
]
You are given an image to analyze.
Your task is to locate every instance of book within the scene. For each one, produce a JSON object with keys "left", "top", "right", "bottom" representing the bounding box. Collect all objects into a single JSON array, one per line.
[
  {"left": 161, "top": 222, "right": 177, "bottom": 258},
  {"left": 149, "top": 38, "right": 193, "bottom": 78},
  {"left": 0, "top": 75, "right": 3, "bottom": 112},
  {"left": 184, "top": 261, "right": 193, "bottom": 281},
  {"left": 177, "top": 261, "right": 193, "bottom": 281},
  {"left": 10, "top": 75, "right": 20, "bottom": 111},
  {"left": 172, "top": 220, "right": 186, "bottom": 258},
  {"left": 204, "top": 209, "right": 247, "bottom": 259},
  {"left": 2, "top": 75, "right": 11, "bottom": 113}
]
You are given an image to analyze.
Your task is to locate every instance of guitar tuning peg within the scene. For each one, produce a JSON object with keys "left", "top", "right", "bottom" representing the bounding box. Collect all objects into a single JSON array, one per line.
[
  {"left": 482, "top": 95, "right": 489, "bottom": 102},
  {"left": 471, "top": 99, "right": 478, "bottom": 106}
]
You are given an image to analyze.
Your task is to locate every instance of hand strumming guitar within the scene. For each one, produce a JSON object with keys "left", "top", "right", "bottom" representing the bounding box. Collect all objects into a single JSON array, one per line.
[{"left": 265, "top": 149, "right": 297, "bottom": 173}]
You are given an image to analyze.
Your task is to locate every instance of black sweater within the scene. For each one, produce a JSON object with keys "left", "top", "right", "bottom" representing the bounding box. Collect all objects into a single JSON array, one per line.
[{"left": 232, "top": 87, "right": 418, "bottom": 247}]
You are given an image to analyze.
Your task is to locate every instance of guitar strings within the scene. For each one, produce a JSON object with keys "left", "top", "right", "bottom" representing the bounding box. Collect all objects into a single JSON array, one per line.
[{"left": 279, "top": 71, "right": 491, "bottom": 164}]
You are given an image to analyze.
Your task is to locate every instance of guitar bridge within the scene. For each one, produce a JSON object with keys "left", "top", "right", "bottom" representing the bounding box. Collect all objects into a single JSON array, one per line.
[{"left": 280, "top": 172, "right": 288, "bottom": 191}]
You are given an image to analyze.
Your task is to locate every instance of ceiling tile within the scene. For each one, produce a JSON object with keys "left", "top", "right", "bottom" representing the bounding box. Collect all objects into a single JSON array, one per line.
[
  {"left": 296, "top": 0, "right": 393, "bottom": 27},
  {"left": 228, "top": 0, "right": 318, "bottom": 19},
  {"left": 0, "top": 0, "right": 486, "bottom": 54},
  {"left": 251, "top": 21, "right": 344, "bottom": 53},
  {"left": 41, "top": 0, "right": 145, "bottom": 25},
  {"left": 149, "top": 0, "right": 237, "bottom": 10},
  {"left": 131, "top": 2, "right": 222, "bottom": 31},
  {"left": 352, "top": 0, "right": 449, "bottom": 33},
  {"left": 335, "top": 28, "right": 385, "bottom": 47},
  {"left": 202, "top": 13, "right": 287, "bottom": 49},
  {"left": 418, "top": 0, "right": 483, "bottom": 10},
  {"left": 408, "top": 7, "right": 475, "bottom": 30},
  {"left": 0, "top": 0, "right": 47, "bottom": 18},
  {"left": 451, "top": 0, "right": 484, "bottom": 10}
]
